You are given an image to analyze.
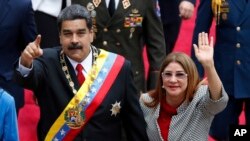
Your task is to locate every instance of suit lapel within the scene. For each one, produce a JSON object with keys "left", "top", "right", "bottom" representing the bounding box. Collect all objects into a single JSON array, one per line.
[
  {"left": 100, "top": 0, "right": 111, "bottom": 18},
  {"left": 109, "top": 0, "right": 134, "bottom": 23},
  {"left": 64, "top": 55, "right": 81, "bottom": 90},
  {"left": 231, "top": 0, "right": 246, "bottom": 12},
  {"left": 239, "top": 1, "right": 250, "bottom": 24},
  {"left": 0, "top": 0, "right": 10, "bottom": 24}
]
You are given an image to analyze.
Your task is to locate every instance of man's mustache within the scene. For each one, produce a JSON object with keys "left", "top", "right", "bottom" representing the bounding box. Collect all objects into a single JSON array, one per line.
[{"left": 68, "top": 44, "right": 82, "bottom": 50}]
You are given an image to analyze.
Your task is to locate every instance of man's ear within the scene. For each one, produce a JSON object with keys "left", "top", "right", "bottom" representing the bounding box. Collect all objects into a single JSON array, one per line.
[{"left": 89, "top": 28, "right": 96, "bottom": 41}]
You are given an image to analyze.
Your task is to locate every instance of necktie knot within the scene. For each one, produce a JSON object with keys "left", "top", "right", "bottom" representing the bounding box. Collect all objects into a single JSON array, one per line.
[
  {"left": 76, "top": 64, "right": 85, "bottom": 85},
  {"left": 76, "top": 64, "right": 83, "bottom": 72}
]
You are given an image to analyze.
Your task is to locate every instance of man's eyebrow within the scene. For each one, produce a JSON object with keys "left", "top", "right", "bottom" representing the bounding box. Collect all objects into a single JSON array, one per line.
[
  {"left": 62, "top": 29, "right": 72, "bottom": 32},
  {"left": 78, "top": 29, "right": 87, "bottom": 32},
  {"left": 62, "top": 28, "right": 87, "bottom": 32}
]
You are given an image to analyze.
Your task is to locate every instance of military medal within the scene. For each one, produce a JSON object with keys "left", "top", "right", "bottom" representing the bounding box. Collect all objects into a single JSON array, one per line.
[
  {"left": 87, "top": 2, "right": 98, "bottom": 34},
  {"left": 124, "top": 8, "right": 143, "bottom": 38},
  {"left": 221, "top": 13, "right": 227, "bottom": 21},
  {"left": 110, "top": 101, "right": 121, "bottom": 116},
  {"left": 129, "top": 27, "right": 135, "bottom": 39},
  {"left": 92, "top": 0, "right": 101, "bottom": 7},
  {"left": 122, "top": 0, "right": 131, "bottom": 9},
  {"left": 64, "top": 105, "right": 85, "bottom": 129},
  {"left": 90, "top": 10, "right": 96, "bottom": 18},
  {"left": 131, "top": 8, "right": 139, "bottom": 16},
  {"left": 87, "top": 2, "right": 95, "bottom": 11},
  {"left": 220, "top": 0, "right": 229, "bottom": 21},
  {"left": 86, "top": 2, "right": 96, "bottom": 17}
]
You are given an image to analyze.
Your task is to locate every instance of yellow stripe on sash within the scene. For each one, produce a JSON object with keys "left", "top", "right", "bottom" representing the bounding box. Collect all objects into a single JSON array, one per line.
[{"left": 45, "top": 50, "right": 109, "bottom": 140}]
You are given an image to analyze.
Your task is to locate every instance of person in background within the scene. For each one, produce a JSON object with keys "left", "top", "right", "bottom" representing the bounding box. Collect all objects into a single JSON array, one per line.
[
  {"left": 158, "top": 0, "right": 196, "bottom": 55},
  {"left": 140, "top": 32, "right": 228, "bottom": 141},
  {"left": 31, "top": 0, "right": 71, "bottom": 48},
  {"left": 191, "top": 0, "right": 250, "bottom": 140},
  {"left": 0, "top": 0, "right": 37, "bottom": 115},
  {"left": 13, "top": 4, "right": 148, "bottom": 141},
  {"left": 0, "top": 88, "right": 19, "bottom": 141},
  {"left": 72, "top": 0, "right": 166, "bottom": 94}
]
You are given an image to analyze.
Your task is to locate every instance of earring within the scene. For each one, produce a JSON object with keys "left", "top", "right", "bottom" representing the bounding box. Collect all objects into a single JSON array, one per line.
[{"left": 162, "top": 85, "right": 164, "bottom": 88}]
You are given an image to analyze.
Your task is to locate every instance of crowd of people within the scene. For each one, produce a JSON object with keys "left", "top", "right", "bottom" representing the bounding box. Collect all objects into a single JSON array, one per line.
[{"left": 1, "top": 0, "right": 249, "bottom": 140}]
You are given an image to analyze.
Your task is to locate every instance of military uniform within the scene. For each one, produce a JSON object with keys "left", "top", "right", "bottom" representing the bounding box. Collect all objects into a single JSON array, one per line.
[
  {"left": 72, "top": 0, "right": 166, "bottom": 93},
  {"left": 158, "top": 0, "right": 196, "bottom": 54},
  {"left": 191, "top": 0, "right": 250, "bottom": 139}
]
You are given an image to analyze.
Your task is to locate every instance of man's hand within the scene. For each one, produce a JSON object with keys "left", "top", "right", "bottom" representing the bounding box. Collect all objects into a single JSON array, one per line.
[
  {"left": 179, "top": 1, "right": 194, "bottom": 19},
  {"left": 20, "top": 35, "right": 43, "bottom": 68}
]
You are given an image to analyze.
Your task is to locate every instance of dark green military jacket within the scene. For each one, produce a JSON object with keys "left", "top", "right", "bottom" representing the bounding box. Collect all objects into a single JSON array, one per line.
[{"left": 72, "top": 0, "right": 166, "bottom": 93}]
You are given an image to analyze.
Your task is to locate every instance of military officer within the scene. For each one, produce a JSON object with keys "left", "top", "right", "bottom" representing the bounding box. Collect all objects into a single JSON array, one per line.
[
  {"left": 72, "top": 0, "right": 166, "bottom": 94},
  {"left": 191, "top": 0, "right": 250, "bottom": 140}
]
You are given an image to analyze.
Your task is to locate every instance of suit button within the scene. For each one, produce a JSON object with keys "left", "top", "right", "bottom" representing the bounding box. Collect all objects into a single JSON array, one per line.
[
  {"left": 236, "top": 43, "right": 240, "bottom": 48},
  {"left": 103, "top": 28, "right": 108, "bottom": 32},
  {"left": 135, "top": 71, "right": 139, "bottom": 75},
  {"left": 116, "top": 42, "right": 121, "bottom": 46},
  {"left": 116, "top": 29, "right": 121, "bottom": 33},
  {"left": 236, "top": 26, "right": 241, "bottom": 31},
  {"left": 236, "top": 60, "right": 241, "bottom": 65},
  {"left": 103, "top": 41, "right": 107, "bottom": 46}
]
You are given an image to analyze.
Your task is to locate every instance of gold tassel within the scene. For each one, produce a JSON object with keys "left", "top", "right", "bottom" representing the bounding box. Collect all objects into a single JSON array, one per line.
[
  {"left": 211, "top": 0, "right": 222, "bottom": 25},
  {"left": 212, "top": 0, "right": 222, "bottom": 15}
]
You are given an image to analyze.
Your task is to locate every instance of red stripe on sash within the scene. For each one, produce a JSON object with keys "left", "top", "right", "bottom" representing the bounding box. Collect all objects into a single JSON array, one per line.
[{"left": 63, "top": 56, "right": 125, "bottom": 140}]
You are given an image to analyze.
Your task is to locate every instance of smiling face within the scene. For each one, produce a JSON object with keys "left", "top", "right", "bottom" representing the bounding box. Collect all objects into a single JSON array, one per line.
[
  {"left": 59, "top": 19, "right": 94, "bottom": 63},
  {"left": 162, "top": 62, "right": 188, "bottom": 101}
]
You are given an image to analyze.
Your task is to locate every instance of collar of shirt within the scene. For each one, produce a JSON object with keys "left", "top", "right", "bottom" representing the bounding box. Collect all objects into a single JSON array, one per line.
[
  {"left": 67, "top": 49, "right": 93, "bottom": 76},
  {"left": 105, "top": 0, "right": 119, "bottom": 9}
]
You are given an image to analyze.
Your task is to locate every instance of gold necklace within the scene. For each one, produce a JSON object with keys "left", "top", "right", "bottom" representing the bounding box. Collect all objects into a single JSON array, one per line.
[{"left": 60, "top": 46, "right": 99, "bottom": 95}]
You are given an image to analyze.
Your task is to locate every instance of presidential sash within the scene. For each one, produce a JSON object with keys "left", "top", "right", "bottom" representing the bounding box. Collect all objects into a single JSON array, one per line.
[{"left": 45, "top": 49, "right": 125, "bottom": 140}]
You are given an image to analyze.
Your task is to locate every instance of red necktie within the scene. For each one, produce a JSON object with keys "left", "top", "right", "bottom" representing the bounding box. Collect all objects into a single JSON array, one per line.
[{"left": 76, "top": 64, "right": 85, "bottom": 85}]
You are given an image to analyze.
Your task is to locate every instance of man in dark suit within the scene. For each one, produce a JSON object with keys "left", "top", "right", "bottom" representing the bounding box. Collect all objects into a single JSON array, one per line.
[
  {"left": 72, "top": 0, "right": 166, "bottom": 93},
  {"left": 191, "top": 0, "right": 250, "bottom": 140},
  {"left": 13, "top": 4, "right": 148, "bottom": 141},
  {"left": 158, "top": 0, "right": 196, "bottom": 55},
  {"left": 0, "top": 0, "right": 37, "bottom": 114}
]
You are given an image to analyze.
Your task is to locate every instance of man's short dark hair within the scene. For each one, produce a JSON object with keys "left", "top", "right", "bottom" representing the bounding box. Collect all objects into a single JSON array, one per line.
[{"left": 57, "top": 4, "right": 93, "bottom": 32}]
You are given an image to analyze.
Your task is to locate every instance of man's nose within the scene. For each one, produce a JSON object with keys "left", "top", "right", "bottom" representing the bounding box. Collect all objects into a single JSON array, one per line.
[{"left": 71, "top": 34, "right": 79, "bottom": 43}]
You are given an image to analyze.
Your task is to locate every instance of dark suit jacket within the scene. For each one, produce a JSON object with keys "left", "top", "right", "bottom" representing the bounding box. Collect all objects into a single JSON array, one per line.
[
  {"left": 0, "top": 0, "right": 37, "bottom": 110},
  {"left": 72, "top": 0, "right": 166, "bottom": 93},
  {"left": 0, "top": 0, "right": 37, "bottom": 80},
  {"left": 191, "top": 0, "right": 250, "bottom": 98},
  {"left": 158, "top": 0, "right": 196, "bottom": 24},
  {"left": 13, "top": 47, "right": 148, "bottom": 141}
]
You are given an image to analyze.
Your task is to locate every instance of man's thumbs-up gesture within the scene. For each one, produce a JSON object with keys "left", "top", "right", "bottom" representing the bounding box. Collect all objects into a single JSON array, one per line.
[{"left": 20, "top": 35, "right": 43, "bottom": 68}]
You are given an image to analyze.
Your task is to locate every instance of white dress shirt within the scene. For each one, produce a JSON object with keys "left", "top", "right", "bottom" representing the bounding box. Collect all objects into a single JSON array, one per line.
[
  {"left": 17, "top": 49, "right": 93, "bottom": 77},
  {"left": 105, "top": 0, "right": 119, "bottom": 9},
  {"left": 67, "top": 49, "right": 93, "bottom": 77},
  {"left": 31, "top": 0, "right": 71, "bottom": 17}
]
